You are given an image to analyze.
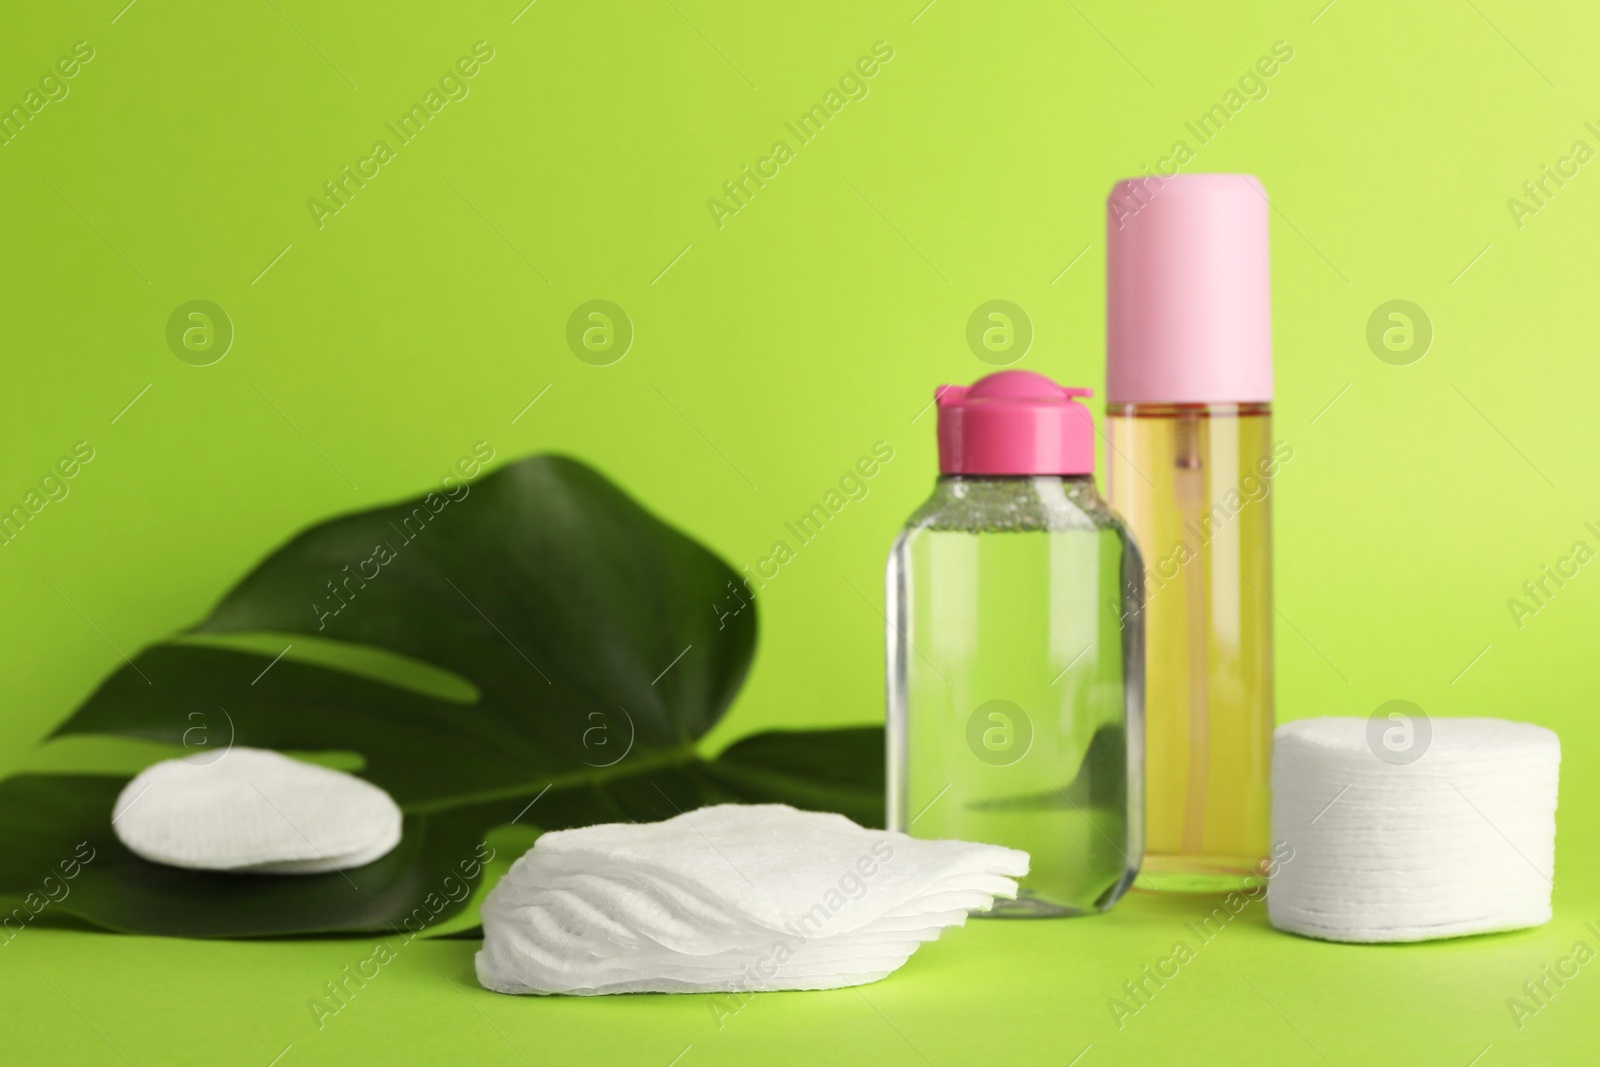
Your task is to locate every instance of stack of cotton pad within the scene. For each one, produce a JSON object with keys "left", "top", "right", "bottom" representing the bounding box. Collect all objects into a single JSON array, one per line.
[
  {"left": 112, "top": 748, "right": 403, "bottom": 874},
  {"left": 475, "top": 804, "right": 1029, "bottom": 995},
  {"left": 1269, "top": 717, "right": 1559, "bottom": 943}
]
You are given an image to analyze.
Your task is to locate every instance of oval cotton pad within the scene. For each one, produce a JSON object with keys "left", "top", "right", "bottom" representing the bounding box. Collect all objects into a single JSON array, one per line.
[
  {"left": 1268, "top": 717, "right": 1559, "bottom": 943},
  {"left": 476, "top": 803, "right": 1029, "bottom": 995},
  {"left": 112, "top": 747, "right": 402, "bottom": 874}
]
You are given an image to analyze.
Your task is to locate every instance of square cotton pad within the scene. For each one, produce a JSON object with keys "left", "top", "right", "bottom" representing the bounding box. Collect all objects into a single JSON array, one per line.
[
  {"left": 1268, "top": 717, "right": 1559, "bottom": 943},
  {"left": 475, "top": 804, "right": 1029, "bottom": 995}
]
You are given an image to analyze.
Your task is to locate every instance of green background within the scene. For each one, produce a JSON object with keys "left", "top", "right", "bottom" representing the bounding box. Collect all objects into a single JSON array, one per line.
[{"left": 3, "top": 0, "right": 1597, "bottom": 1063}]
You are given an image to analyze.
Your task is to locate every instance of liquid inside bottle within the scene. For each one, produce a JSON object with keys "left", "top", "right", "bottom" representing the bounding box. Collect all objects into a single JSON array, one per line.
[
  {"left": 1106, "top": 403, "right": 1278, "bottom": 892},
  {"left": 887, "top": 475, "right": 1144, "bottom": 916}
]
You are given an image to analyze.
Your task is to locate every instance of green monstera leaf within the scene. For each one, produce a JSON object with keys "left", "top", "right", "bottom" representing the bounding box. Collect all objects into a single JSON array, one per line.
[{"left": 0, "top": 455, "right": 883, "bottom": 938}]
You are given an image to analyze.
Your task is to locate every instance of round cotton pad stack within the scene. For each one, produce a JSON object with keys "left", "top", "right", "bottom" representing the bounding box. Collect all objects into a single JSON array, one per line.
[
  {"left": 475, "top": 804, "right": 1029, "bottom": 995},
  {"left": 1269, "top": 717, "right": 1559, "bottom": 943},
  {"left": 112, "top": 748, "right": 403, "bottom": 874}
]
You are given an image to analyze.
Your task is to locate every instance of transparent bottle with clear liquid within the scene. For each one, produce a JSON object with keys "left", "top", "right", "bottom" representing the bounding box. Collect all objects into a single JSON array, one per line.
[{"left": 886, "top": 371, "right": 1144, "bottom": 916}]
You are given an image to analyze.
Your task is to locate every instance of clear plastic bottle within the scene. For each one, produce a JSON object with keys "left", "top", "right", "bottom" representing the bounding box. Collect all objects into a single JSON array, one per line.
[
  {"left": 886, "top": 371, "right": 1143, "bottom": 916},
  {"left": 1104, "top": 173, "right": 1277, "bottom": 892}
]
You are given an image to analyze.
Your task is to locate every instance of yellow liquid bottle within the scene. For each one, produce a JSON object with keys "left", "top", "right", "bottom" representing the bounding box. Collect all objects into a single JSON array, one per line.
[
  {"left": 1103, "top": 172, "right": 1279, "bottom": 892},
  {"left": 1106, "top": 404, "right": 1280, "bottom": 891}
]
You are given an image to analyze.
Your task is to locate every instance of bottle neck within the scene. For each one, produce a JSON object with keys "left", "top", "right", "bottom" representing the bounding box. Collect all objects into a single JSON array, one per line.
[
  {"left": 916, "top": 473, "right": 1115, "bottom": 532},
  {"left": 936, "top": 473, "right": 1095, "bottom": 482},
  {"left": 1106, "top": 401, "right": 1270, "bottom": 418}
]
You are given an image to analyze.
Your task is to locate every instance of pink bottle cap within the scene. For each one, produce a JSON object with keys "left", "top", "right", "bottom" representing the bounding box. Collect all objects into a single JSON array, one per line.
[
  {"left": 1105, "top": 173, "right": 1273, "bottom": 406},
  {"left": 935, "top": 370, "right": 1095, "bottom": 476}
]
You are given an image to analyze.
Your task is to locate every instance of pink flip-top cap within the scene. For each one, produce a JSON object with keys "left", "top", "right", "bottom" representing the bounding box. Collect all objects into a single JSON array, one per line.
[
  {"left": 1106, "top": 173, "right": 1273, "bottom": 406},
  {"left": 936, "top": 370, "right": 1095, "bottom": 476}
]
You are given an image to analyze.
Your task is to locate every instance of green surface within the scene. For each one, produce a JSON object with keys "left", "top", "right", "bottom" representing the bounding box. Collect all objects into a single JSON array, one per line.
[
  {"left": 2, "top": 0, "right": 1598, "bottom": 1063},
  {"left": 8, "top": 893, "right": 1596, "bottom": 1066}
]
